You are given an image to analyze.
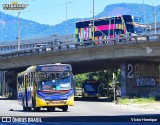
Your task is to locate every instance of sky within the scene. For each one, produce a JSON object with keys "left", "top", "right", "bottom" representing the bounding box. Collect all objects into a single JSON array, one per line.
[{"left": 0, "top": 0, "right": 159, "bottom": 25}]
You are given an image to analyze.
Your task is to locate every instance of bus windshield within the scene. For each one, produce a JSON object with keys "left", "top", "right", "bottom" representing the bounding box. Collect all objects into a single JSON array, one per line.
[
  {"left": 85, "top": 83, "right": 99, "bottom": 92},
  {"left": 133, "top": 16, "right": 144, "bottom": 24},
  {"left": 132, "top": 16, "right": 145, "bottom": 35},
  {"left": 123, "top": 15, "right": 146, "bottom": 35},
  {"left": 37, "top": 72, "right": 72, "bottom": 91}
]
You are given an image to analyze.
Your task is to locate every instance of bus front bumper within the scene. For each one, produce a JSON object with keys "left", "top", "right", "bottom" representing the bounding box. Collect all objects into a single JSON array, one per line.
[{"left": 36, "top": 96, "right": 74, "bottom": 107}]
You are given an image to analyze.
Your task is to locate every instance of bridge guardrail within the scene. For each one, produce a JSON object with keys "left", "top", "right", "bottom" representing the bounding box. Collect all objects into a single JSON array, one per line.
[{"left": 0, "top": 34, "right": 160, "bottom": 60}]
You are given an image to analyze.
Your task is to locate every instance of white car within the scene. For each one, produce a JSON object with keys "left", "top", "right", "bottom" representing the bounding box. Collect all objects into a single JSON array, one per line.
[{"left": 34, "top": 44, "right": 51, "bottom": 52}]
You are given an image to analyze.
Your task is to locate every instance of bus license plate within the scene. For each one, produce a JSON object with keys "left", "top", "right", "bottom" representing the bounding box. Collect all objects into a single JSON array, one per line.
[{"left": 48, "top": 101, "right": 65, "bottom": 104}]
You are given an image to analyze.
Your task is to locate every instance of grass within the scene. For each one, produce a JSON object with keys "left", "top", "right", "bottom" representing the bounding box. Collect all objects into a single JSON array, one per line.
[{"left": 119, "top": 97, "right": 156, "bottom": 104}]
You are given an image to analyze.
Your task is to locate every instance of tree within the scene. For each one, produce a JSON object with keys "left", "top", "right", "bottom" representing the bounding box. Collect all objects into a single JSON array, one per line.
[
  {"left": 75, "top": 73, "right": 89, "bottom": 88},
  {"left": 75, "top": 69, "right": 121, "bottom": 97}
]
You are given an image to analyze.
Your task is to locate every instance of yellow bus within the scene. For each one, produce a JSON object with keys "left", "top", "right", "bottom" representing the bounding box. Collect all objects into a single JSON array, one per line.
[
  {"left": 17, "top": 63, "right": 76, "bottom": 112},
  {"left": 82, "top": 80, "right": 100, "bottom": 99}
]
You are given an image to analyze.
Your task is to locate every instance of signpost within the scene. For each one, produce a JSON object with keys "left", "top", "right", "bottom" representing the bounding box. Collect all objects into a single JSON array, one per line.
[{"left": 112, "top": 73, "right": 116, "bottom": 102}]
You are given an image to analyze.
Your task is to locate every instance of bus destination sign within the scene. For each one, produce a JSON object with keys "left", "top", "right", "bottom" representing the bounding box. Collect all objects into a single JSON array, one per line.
[{"left": 37, "top": 65, "right": 72, "bottom": 72}]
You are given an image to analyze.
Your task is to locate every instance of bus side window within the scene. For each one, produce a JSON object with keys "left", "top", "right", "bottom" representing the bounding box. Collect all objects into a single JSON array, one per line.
[
  {"left": 115, "top": 17, "right": 122, "bottom": 24},
  {"left": 18, "top": 77, "right": 23, "bottom": 85},
  {"left": 18, "top": 76, "right": 23, "bottom": 89}
]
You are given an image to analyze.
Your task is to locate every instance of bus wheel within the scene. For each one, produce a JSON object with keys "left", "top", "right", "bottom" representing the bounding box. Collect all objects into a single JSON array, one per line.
[{"left": 62, "top": 106, "right": 68, "bottom": 112}]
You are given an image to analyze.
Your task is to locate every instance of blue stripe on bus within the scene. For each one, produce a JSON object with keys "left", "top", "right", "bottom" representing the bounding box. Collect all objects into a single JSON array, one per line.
[{"left": 37, "top": 89, "right": 74, "bottom": 100}]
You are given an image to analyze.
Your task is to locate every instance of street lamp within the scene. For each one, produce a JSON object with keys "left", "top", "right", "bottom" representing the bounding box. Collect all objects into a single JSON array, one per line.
[
  {"left": 89, "top": 0, "right": 95, "bottom": 40},
  {"left": 92, "top": 0, "right": 95, "bottom": 40},
  {"left": 143, "top": 0, "right": 145, "bottom": 23},
  {"left": 66, "top": 1, "right": 73, "bottom": 40},
  {"left": 17, "top": 12, "right": 33, "bottom": 51},
  {"left": 149, "top": 0, "right": 157, "bottom": 34},
  {"left": 1, "top": 12, "right": 4, "bottom": 44}
]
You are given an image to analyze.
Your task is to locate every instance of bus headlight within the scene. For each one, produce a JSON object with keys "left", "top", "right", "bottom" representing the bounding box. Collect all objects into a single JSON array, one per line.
[{"left": 84, "top": 93, "right": 88, "bottom": 97}]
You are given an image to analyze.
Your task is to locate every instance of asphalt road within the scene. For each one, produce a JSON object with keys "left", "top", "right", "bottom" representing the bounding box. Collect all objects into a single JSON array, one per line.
[{"left": 0, "top": 97, "right": 160, "bottom": 124}]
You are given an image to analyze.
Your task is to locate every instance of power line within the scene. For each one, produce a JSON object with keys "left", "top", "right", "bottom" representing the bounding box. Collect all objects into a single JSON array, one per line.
[
  {"left": 22, "top": 0, "right": 78, "bottom": 13},
  {"left": 22, "top": 3, "right": 64, "bottom": 13}
]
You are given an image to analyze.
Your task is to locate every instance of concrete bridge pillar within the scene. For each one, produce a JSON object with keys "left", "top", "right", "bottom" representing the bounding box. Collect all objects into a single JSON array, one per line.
[
  {"left": 0, "top": 70, "right": 18, "bottom": 98},
  {"left": 120, "top": 63, "right": 127, "bottom": 98},
  {"left": 121, "top": 62, "right": 160, "bottom": 98},
  {"left": 5, "top": 71, "right": 18, "bottom": 98},
  {"left": 0, "top": 71, "right": 7, "bottom": 96},
  {"left": 0, "top": 71, "right": 3, "bottom": 96}
]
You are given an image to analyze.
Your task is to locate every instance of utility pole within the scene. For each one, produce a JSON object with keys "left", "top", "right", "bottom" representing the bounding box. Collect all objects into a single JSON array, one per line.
[
  {"left": 149, "top": 0, "right": 156, "bottom": 34},
  {"left": 143, "top": 0, "right": 145, "bottom": 23},
  {"left": 92, "top": 0, "right": 95, "bottom": 40},
  {"left": 113, "top": 73, "right": 116, "bottom": 102},
  {"left": 65, "top": 2, "right": 73, "bottom": 41},
  {"left": 1, "top": 12, "right": 4, "bottom": 44},
  {"left": 17, "top": 12, "right": 20, "bottom": 51},
  {"left": 154, "top": 6, "right": 157, "bottom": 34},
  {"left": 66, "top": 2, "right": 68, "bottom": 40}
]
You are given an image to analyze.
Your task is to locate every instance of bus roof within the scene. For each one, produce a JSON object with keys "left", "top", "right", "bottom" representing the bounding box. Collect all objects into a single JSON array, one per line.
[
  {"left": 18, "top": 64, "right": 72, "bottom": 76},
  {"left": 75, "top": 15, "right": 138, "bottom": 23},
  {"left": 76, "top": 15, "right": 124, "bottom": 23},
  {"left": 18, "top": 66, "right": 36, "bottom": 76}
]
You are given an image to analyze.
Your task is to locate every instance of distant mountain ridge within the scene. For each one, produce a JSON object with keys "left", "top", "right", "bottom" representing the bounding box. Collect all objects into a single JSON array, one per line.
[{"left": 0, "top": 3, "right": 160, "bottom": 43}]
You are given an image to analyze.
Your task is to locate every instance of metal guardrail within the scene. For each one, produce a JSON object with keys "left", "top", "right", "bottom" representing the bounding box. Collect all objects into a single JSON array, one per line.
[
  {"left": 0, "top": 34, "right": 74, "bottom": 54},
  {"left": 0, "top": 34, "right": 160, "bottom": 60}
]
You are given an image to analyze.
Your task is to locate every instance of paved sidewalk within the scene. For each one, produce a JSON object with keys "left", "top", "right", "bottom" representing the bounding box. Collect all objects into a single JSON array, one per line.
[
  {"left": 115, "top": 102, "right": 160, "bottom": 112},
  {"left": 0, "top": 96, "right": 9, "bottom": 100},
  {"left": 0, "top": 96, "right": 7, "bottom": 98},
  {"left": 0, "top": 95, "right": 17, "bottom": 100}
]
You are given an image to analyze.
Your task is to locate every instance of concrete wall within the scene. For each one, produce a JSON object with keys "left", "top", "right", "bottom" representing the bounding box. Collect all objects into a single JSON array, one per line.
[
  {"left": 0, "top": 71, "right": 3, "bottom": 95},
  {"left": 121, "top": 63, "right": 160, "bottom": 98}
]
